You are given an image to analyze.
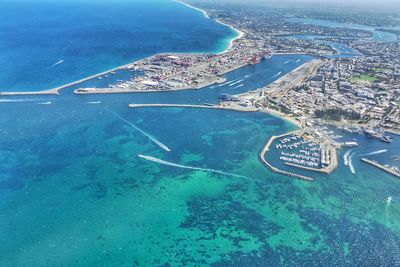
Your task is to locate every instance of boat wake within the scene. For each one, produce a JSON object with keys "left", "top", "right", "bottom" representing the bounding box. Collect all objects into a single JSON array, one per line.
[
  {"left": 37, "top": 101, "right": 52, "bottom": 105},
  {"left": 284, "top": 61, "right": 290, "bottom": 64},
  {"left": 386, "top": 196, "right": 393, "bottom": 208},
  {"left": 272, "top": 71, "right": 282, "bottom": 78},
  {"left": 343, "top": 150, "right": 352, "bottom": 166},
  {"left": 385, "top": 196, "right": 393, "bottom": 226},
  {"left": 48, "top": 60, "right": 64, "bottom": 69},
  {"left": 138, "top": 154, "right": 249, "bottom": 180},
  {"left": 363, "top": 149, "right": 388, "bottom": 156},
  {"left": 86, "top": 101, "right": 101, "bottom": 104},
  {"left": 108, "top": 110, "right": 170, "bottom": 152},
  {"left": 348, "top": 152, "right": 356, "bottom": 174},
  {"left": 234, "top": 84, "right": 244, "bottom": 89},
  {"left": 0, "top": 98, "right": 35, "bottom": 103},
  {"left": 229, "top": 79, "right": 245, "bottom": 87},
  {"left": 344, "top": 150, "right": 356, "bottom": 174},
  {"left": 219, "top": 79, "right": 240, "bottom": 87}
]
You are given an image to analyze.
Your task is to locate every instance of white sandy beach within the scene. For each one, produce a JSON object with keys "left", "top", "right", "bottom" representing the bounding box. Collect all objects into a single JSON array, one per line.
[{"left": 174, "top": 0, "right": 245, "bottom": 54}]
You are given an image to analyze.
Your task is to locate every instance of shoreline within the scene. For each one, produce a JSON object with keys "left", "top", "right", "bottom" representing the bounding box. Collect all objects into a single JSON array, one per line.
[
  {"left": 174, "top": 0, "right": 245, "bottom": 54},
  {"left": 127, "top": 102, "right": 319, "bottom": 182},
  {"left": 1, "top": 0, "right": 244, "bottom": 97},
  {"left": 0, "top": 51, "right": 305, "bottom": 97}
]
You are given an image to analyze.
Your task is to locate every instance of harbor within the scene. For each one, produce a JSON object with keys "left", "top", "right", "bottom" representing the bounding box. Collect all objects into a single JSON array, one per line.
[
  {"left": 258, "top": 131, "right": 315, "bottom": 182},
  {"left": 361, "top": 158, "right": 400, "bottom": 179},
  {"left": 258, "top": 128, "right": 338, "bottom": 182}
]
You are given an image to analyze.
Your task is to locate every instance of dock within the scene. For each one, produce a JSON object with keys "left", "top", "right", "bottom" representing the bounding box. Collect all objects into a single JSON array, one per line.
[{"left": 361, "top": 158, "right": 400, "bottom": 179}]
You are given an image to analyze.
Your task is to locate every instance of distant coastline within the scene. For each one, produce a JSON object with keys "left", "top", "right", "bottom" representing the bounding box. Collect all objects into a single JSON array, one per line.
[
  {"left": 174, "top": 0, "right": 245, "bottom": 54},
  {"left": 1, "top": 0, "right": 244, "bottom": 96},
  {"left": 174, "top": 0, "right": 245, "bottom": 53}
]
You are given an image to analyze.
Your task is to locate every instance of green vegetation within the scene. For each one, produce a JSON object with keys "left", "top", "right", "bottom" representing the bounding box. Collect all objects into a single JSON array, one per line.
[
  {"left": 318, "top": 44, "right": 332, "bottom": 51},
  {"left": 350, "top": 74, "right": 379, "bottom": 83},
  {"left": 315, "top": 108, "right": 361, "bottom": 121},
  {"left": 373, "top": 67, "right": 392, "bottom": 72}
]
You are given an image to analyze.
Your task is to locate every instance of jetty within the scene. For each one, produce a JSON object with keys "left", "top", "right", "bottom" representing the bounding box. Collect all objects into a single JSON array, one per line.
[
  {"left": 0, "top": 62, "right": 137, "bottom": 96},
  {"left": 128, "top": 103, "right": 258, "bottom": 112},
  {"left": 361, "top": 158, "right": 400, "bottom": 179}
]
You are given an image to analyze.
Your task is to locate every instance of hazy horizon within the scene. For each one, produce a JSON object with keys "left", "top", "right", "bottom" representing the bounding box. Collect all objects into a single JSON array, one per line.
[{"left": 203, "top": 0, "right": 400, "bottom": 12}]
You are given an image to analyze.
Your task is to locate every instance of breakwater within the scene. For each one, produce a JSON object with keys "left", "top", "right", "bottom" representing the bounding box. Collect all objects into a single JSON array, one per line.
[
  {"left": 258, "top": 131, "right": 314, "bottom": 182},
  {"left": 128, "top": 103, "right": 258, "bottom": 112},
  {"left": 361, "top": 158, "right": 400, "bottom": 179}
]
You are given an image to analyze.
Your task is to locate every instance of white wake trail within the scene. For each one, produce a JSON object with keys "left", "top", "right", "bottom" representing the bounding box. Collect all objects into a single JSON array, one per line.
[
  {"left": 272, "top": 71, "right": 282, "bottom": 78},
  {"left": 363, "top": 149, "right": 388, "bottom": 156},
  {"left": 386, "top": 196, "right": 393, "bottom": 227},
  {"left": 48, "top": 60, "right": 64, "bottom": 69},
  {"left": 348, "top": 152, "right": 356, "bottom": 174},
  {"left": 218, "top": 79, "right": 239, "bottom": 87},
  {"left": 108, "top": 110, "right": 170, "bottom": 152},
  {"left": 138, "top": 154, "right": 249, "bottom": 180},
  {"left": 343, "top": 150, "right": 352, "bottom": 166},
  {"left": 386, "top": 196, "right": 393, "bottom": 208},
  {"left": 0, "top": 99, "right": 35, "bottom": 103},
  {"left": 229, "top": 79, "right": 245, "bottom": 87}
]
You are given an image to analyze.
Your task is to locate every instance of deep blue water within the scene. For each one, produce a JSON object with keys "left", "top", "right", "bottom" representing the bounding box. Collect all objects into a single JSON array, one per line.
[
  {"left": 1, "top": 1, "right": 400, "bottom": 266},
  {"left": 0, "top": 0, "right": 236, "bottom": 92}
]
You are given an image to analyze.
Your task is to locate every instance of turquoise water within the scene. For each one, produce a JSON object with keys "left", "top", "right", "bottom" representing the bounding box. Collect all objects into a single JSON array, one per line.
[
  {"left": 1, "top": 1, "right": 400, "bottom": 266},
  {"left": 0, "top": 0, "right": 236, "bottom": 92},
  {"left": 2, "top": 94, "right": 400, "bottom": 266}
]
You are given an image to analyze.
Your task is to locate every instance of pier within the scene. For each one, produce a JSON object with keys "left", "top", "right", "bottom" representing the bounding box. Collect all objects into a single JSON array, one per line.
[{"left": 361, "top": 158, "right": 400, "bottom": 179}]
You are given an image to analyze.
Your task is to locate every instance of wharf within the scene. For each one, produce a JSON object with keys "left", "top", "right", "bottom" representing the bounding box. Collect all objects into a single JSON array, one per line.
[
  {"left": 361, "top": 158, "right": 400, "bottom": 178},
  {"left": 74, "top": 76, "right": 225, "bottom": 95}
]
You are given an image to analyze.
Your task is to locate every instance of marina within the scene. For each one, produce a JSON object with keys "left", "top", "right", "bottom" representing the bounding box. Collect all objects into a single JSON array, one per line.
[{"left": 259, "top": 131, "right": 315, "bottom": 182}]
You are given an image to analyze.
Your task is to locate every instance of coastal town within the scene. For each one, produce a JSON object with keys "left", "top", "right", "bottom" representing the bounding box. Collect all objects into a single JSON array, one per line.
[
  {"left": 4, "top": 0, "right": 400, "bottom": 265},
  {"left": 182, "top": 0, "right": 400, "bottom": 179},
  {"left": 1, "top": 0, "right": 399, "bottom": 180}
]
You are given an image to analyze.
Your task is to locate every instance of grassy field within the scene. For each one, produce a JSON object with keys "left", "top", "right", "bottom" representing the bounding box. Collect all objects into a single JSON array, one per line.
[
  {"left": 373, "top": 67, "right": 392, "bottom": 72},
  {"left": 350, "top": 74, "right": 379, "bottom": 83}
]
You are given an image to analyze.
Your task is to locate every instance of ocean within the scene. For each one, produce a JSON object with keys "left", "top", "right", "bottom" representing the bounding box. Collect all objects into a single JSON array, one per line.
[
  {"left": 1, "top": 0, "right": 400, "bottom": 266},
  {"left": 0, "top": 0, "right": 235, "bottom": 92}
]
